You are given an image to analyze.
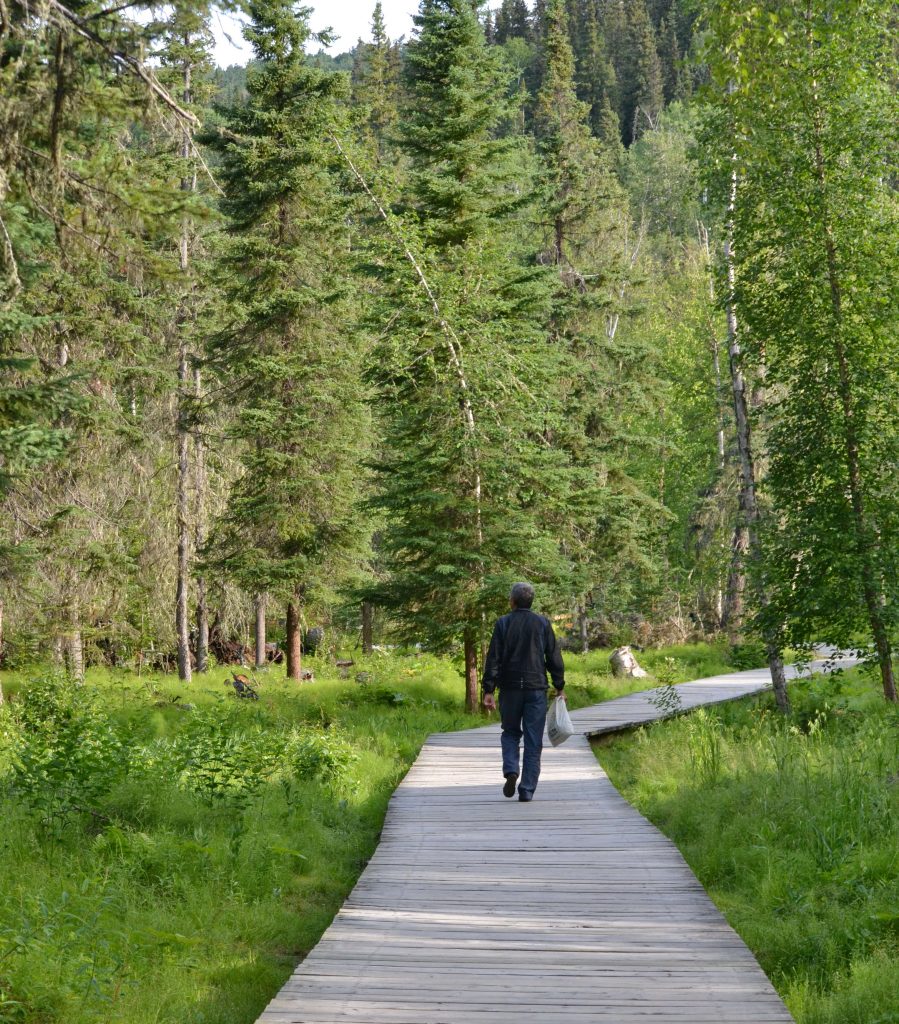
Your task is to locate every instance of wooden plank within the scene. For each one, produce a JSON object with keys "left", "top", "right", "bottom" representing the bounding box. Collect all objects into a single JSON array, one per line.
[{"left": 252, "top": 662, "right": 852, "bottom": 1024}]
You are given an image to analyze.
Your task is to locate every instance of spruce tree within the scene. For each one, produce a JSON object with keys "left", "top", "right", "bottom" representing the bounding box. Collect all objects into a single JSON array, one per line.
[
  {"left": 367, "top": 0, "right": 572, "bottom": 710},
  {"left": 494, "top": 0, "right": 531, "bottom": 43},
  {"left": 576, "top": 1, "right": 620, "bottom": 141},
  {"left": 617, "top": 0, "right": 665, "bottom": 145},
  {"left": 484, "top": 8, "right": 496, "bottom": 44},
  {"left": 351, "top": 2, "right": 401, "bottom": 160},
  {"left": 0, "top": 2, "right": 204, "bottom": 670},
  {"left": 155, "top": 0, "right": 218, "bottom": 680},
  {"left": 208, "top": 0, "right": 370, "bottom": 681},
  {"left": 658, "top": 15, "right": 687, "bottom": 104},
  {"left": 534, "top": 0, "right": 661, "bottom": 645}
]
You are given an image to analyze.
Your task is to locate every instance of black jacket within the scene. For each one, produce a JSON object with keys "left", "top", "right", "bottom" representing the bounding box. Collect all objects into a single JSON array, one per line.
[{"left": 482, "top": 608, "right": 565, "bottom": 694}]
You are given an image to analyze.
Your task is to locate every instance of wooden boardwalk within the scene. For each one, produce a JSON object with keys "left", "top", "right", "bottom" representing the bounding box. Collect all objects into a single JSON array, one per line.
[{"left": 257, "top": 664, "right": 822, "bottom": 1024}]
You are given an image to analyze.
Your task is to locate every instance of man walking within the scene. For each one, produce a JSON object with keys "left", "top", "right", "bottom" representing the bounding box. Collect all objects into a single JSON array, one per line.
[{"left": 482, "top": 582, "right": 565, "bottom": 802}]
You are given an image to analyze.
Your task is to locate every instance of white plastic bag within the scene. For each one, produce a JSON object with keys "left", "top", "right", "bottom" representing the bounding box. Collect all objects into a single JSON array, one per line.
[{"left": 546, "top": 693, "right": 574, "bottom": 747}]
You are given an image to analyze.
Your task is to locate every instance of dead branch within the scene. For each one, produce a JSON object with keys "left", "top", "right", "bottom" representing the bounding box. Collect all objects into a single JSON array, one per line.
[
  {"left": 0, "top": 210, "right": 22, "bottom": 305},
  {"left": 46, "top": 0, "right": 200, "bottom": 127}
]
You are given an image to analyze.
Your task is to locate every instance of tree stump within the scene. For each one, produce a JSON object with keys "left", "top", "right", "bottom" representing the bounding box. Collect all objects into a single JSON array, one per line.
[{"left": 610, "top": 646, "right": 648, "bottom": 679}]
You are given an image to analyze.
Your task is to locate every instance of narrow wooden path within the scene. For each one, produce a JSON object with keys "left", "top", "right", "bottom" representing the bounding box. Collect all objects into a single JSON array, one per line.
[{"left": 258, "top": 662, "right": 826, "bottom": 1024}]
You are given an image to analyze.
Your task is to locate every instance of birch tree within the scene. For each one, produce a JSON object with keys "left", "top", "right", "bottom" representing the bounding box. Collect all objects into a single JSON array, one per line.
[{"left": 702, "top": 0, "right": 899, "bottom": 701}]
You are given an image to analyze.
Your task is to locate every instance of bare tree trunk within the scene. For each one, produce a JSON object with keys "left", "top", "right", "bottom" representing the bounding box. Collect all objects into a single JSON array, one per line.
[
  {"left": 722, "top": 212, "right": 751, "bottom": 643},
  {"left": 464, "top": 627, "right": 479, "bottom": 713},
  {"left": 254, "top": 594, "right": 266, "bottom": 669},
  {"left": 711, "top": 337, "right": 726, "bottom": 472},
  {"left": 578, "top": 601, "right": 589, "bottom": 654},
  {"left": 193, "top": 367, "right": 208, "bottom": 673},
  {"left": 722, "top": 523, "right": 749, "bottom": 639},
  {"left": 361, "top": 601, "right": 374, "bottom": 655},
  {"left": 175, "top": 345, "right": 192, "bottom": 683},
  {"left": 174, "top": 51, "right": 194, "bottom": 684},
  {"left": 70, "top": 629, "right": 84, "bottom": 684},
  {"left": 701, "top": 220, "right": 733, "bottom": 626},
  {"left": 724, "top": 168, "right": 790, "bottom": 713},
  {"left": 64, "top": 627, "right": 84, "bottom": 684},
  {"left": 286, "top": 599, "right": 301, "bottom": 681}
]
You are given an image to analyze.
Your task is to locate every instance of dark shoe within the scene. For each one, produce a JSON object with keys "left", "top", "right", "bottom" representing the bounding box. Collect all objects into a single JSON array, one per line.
[
  {"left": 518, "top": 791, "right": 533, "bottom": 802},
  {"left": 503, "top": 773, "right": 518, "bottom": 798}
]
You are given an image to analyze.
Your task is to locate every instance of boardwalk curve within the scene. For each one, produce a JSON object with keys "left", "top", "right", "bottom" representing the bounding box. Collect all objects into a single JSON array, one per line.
[{"left": 258, "top": 663, "right": 827, "bottom": 1024}]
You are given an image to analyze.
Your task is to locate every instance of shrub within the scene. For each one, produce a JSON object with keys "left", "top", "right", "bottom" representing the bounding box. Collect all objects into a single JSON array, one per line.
[
  {"left": 728, "top": 641, "right": 768, "bottom": 671},
  {"left": 284, "top": 727, "right": 358, "bottom": 788},
  {"left": 9, "top": 678, "right": 127, "bottom": 821},
  {"left": 0, "top": 705, "right": 23, "bottom": 782},
  {"left": 167, "top": 703, "right": 282, "bottom": 807}
]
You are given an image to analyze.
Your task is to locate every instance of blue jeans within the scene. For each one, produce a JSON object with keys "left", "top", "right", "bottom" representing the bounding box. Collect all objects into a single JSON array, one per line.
[{"left": 499, "top": 688, "right": 547, "bottom": 797}]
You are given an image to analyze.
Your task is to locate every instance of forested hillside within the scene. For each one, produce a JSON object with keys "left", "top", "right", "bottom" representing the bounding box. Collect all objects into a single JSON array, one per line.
[{"left": 1, "top": 0, "right": 897, "bottom": 704}]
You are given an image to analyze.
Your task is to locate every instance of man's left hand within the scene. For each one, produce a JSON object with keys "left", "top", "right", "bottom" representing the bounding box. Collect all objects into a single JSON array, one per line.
[{"left": 483, "top": 693, "right": 496, "bottom": 711}]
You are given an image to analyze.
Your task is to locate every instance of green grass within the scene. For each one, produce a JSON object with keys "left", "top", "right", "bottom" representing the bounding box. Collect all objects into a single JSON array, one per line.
[
  {"left": 0, "top": 640, "right": 743, "bottom": 1024},
  {"left": 595, "top": 668, "right": 899, "bottom": 1024}
]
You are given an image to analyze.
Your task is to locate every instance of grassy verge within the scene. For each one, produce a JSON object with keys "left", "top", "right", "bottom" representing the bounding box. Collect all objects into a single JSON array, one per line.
[
  {"left": 595, "top": 668, "right": 899, "bottom": 1024},
  {"left": 0, "top": 640, "right": 741, "bottom": 1024}
]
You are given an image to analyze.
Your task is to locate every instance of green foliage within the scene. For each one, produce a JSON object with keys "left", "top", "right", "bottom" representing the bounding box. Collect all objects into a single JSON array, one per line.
[
  {"left": 647, "top": 656, "right": 683, "bottom": 715},
  {"left": 615, "top": 0, "right": 665, "bottom": 145},
  {"left": 685, "top": 707, "right": 722, "bottom": 783},
  {"left": 167, "top": 703, "right": 277, "bottom": 807},
  {"left": 351, "top": 2, "right": 402, "bottom": 156},
  {"left": 284, "top": 727, "right": 359, "bottom": 788},
  {"left": 698, "top": 0, "right": 899, "bottom": 695},
  {"left": 494, "top": 0, "right": 530, "bottom": 44},
  {"left": 727, "top": 640, "right": 767, "bottom": 672},
  {"left": 206, "top": 0, "right": 371, "bottom": 610},
  {"left": 0, "top": 654, "right": 475, "bottom": 1023},
  {"left": 598, "top": 669, "right": 899, "bottom": 1023},
  {"left": 533, "top": 0, "right": 665, "bottom": 616},
  {"left": 0, "top": 643, "right": 740, "bottom": 1022},
  {"left": 366, "top": 0, "right": 575, "bottom": 648},
  {"left": 10, "top": 678, "right": 127, "bottom": 821}
]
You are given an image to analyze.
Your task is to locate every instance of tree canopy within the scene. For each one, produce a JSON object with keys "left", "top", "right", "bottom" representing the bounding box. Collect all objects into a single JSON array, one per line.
[{"left": 1, "top": 0, "right": 896, "bottom": 705}]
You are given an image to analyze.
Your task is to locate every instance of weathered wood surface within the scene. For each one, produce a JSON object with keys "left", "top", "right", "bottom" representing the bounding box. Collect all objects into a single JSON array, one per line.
[{"left": 256, "top": 663, "right": 836, "bottom": 1024}]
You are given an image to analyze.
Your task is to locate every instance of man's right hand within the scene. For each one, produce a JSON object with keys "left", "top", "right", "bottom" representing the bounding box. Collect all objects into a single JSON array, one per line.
[{"left": 483, "top": 693, "right": 496, "bottom": 712}]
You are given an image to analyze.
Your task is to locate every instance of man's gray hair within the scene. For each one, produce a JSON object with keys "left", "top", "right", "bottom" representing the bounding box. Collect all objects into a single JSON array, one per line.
[{"left": 510, "top": 582, "right": 535, "bottom": 609}]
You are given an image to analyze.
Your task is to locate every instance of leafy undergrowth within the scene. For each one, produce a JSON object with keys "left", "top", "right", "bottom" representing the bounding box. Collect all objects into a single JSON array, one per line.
[
  {"left": 0, "top": 641, "right": 742, "bottom": 1024},
  {"left": 595, "top": 668, "right": 899, "bottom": 1024}
]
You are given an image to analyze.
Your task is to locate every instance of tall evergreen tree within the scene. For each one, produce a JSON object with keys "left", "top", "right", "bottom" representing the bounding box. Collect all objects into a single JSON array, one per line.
[
  {"left": 617, "top": 0, "right": 665, "bottom": 145},
  {"left": 484, "top": 7, "right": 496, "bottom": 44},
  {"left": 578, "top": 2, "right": 621, "bottom": 140},
  {"left": 155, "top": 0, "right": 218, "bottom": 680},
  {"left": 494, "top": 0, "right": 531, "bottom": 43},
  {"left": 535, "top": 0, "right": 661, "bottom": 646},
  {"left": 208, "top": 0, "right": 370, "bottom": 681},
  {"left": 367, "top": 0, "right": 571, "bottom": 710},
  {"left": 0, "top": 0, "right": 203, "bottom": 673},
  {"left": 658, "top": 15, "right": 687, "bottom": 104},
  {"left": 351, "top": 2, "right": 401, "bottom": 159}
]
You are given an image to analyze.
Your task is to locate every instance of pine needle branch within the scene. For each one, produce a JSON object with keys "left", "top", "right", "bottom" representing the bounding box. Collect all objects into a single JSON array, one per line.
[{"left": 46, "top": 0, "right": 200, "bottom": 127}]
